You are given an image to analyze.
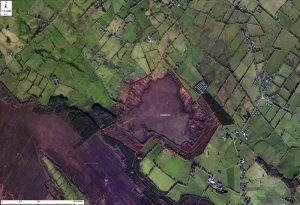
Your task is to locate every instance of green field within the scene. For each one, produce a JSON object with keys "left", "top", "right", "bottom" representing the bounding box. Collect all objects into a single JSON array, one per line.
[
  {"left": 41, "top": 156, "right": 85, "bottom": 201},
  {"left": 148, "top": 167, "right": 175, "bottom": 192},
  {"left": 155, "top": 149, "right": 191, "bottom": 184}
]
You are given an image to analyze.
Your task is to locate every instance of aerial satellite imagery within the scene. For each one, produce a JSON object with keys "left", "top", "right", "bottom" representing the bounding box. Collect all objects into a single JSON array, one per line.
[{"left": 1, "top": 0, "right": 300, "bottom": 204}]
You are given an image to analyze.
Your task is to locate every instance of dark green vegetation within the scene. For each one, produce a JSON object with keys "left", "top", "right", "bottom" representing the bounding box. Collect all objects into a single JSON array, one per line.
[
  {"left": 34, "top": 96, "right": 116, "bottom": 139},
  {"left": 202, "top": 92, "right": 234, "bottom": 125},
  {"left": 1, "top": 0, "right": 300, "bottom": 204}
]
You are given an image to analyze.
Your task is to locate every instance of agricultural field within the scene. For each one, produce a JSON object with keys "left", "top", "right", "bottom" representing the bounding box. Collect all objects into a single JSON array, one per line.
[
  {"left": 139, "top": 143, "right": 208, "bottom": 202},
  {"left": 0, "top": 0, "right": 300, "bottom": 205}
]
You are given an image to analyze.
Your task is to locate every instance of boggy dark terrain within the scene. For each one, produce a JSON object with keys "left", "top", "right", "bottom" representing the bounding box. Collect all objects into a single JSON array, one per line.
[
  {"left": 0, "top": 100, "right": 152, "bottom": 204},
  {"left": 102, "top": 73, "right": 218, "bottom": 157},
  {"left": 0, "top": 103, "right": 50, "bottom": 200}
]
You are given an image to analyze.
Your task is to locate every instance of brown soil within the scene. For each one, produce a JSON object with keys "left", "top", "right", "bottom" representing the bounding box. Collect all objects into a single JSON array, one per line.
[
  {"left": 27, "top": 112, "right": 149, "bottom": 204},
  {"left": 122, "top": 75, "right": 191, "bottom": 145},
  {"left": 0, "top": 100, "right": 150, "bottom": 204},
  {"left": 103, "top": 73, "right": 218, "bottom": 156}
]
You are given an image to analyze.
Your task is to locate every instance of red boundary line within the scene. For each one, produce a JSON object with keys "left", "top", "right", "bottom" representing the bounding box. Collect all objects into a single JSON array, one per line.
[{"left": 99, "top": 59, "right": 219, "bottom": 159}]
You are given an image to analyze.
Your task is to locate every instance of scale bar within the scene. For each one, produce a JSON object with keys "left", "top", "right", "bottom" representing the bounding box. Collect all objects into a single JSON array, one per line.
[{"left": 1, "top": 200, "right": 84, "bottom": 205}]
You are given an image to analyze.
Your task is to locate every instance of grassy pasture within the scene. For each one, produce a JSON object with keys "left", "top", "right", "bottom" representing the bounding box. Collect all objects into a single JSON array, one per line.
[
  {"left": 156, "top": 149, "right": 191, "bottom": 184},
  {"left": 148, "top": 167, "right": 175, "bottom": 192}
]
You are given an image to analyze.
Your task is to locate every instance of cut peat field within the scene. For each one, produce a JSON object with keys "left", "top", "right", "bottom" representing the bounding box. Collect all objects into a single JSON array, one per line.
[{"left": 102, "top": 73, "right": 218, "bottom": 158}]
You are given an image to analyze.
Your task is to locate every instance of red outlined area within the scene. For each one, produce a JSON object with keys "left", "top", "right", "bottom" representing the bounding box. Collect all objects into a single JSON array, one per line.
[{"left": 99, "top": 59, "right": 219, "bottom": 159}]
